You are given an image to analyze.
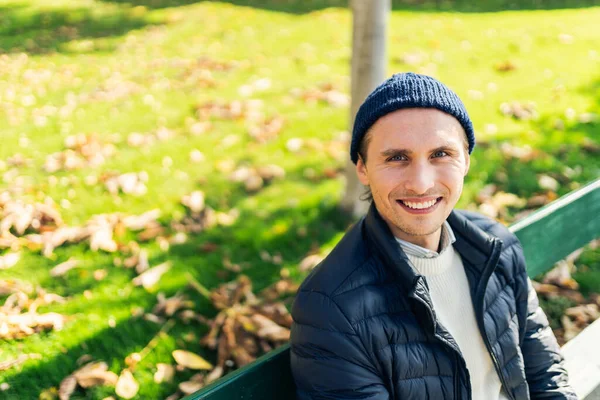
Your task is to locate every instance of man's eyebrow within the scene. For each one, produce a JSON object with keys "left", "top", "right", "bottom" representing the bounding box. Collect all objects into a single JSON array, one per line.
[
  {"left": 379, "top": 142, "right": 460, "bottom": 158},
  {"left": 380, "top": 148, "right": 411, "bottom": 157},
  {"left": 430, "top": 143, "right": 461, "bottom": 153}
]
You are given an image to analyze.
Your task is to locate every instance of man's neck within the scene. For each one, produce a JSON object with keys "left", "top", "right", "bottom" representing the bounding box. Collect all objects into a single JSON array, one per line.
[{"left": 392, "top": 226, "right": 442, "bottom": 252}]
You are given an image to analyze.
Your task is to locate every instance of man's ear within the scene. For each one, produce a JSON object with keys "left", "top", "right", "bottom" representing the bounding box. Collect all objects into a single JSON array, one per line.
[
  {"left": 464, "top": 153, "right": 470, "bottom": 176},
  {"left": 356, "top": 156, "right": 370, "bottom": 186}
]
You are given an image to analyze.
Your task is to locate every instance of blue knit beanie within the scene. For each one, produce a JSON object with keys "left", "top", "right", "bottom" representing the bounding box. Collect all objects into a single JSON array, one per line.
[{"left": 350, "top": 72, "right": 475, "bottom": 164}]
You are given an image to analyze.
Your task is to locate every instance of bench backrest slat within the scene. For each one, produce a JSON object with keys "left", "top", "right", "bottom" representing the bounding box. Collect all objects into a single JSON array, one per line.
[
  {"left": 184, "top": 344, "right": 293, "bottom": 400},
  {"left": 509, "top": 179, "right": 600, "bottom": 277},
  {"left": 185, "top": 178, "right": 600, "bottom": 400}
]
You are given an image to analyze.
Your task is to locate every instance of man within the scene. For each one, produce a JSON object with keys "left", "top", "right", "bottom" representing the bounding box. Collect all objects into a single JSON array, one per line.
[{"left": 290, "top": 73, "right": 576, "bottom": 400}]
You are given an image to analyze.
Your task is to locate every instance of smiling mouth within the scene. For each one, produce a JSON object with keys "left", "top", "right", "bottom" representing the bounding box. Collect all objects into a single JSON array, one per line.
[{"left": 397, "top": 197, "right": 443, "bottom": 211}]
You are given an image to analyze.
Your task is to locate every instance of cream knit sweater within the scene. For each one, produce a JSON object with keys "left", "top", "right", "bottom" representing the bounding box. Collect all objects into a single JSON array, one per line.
[{"left": 397, "top": 231, "right": 510, "bottom": 400}]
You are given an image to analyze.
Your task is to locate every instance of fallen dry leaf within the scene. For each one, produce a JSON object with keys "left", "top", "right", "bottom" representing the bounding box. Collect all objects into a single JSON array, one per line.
[
  {"left": 0, "top": 252, "right": 20, "bottom": 269},
  {"left": 538, "top": 174, "right": 560, "bottom": 191},
  {"left": 172, "top": 349, "right": 213, "bottom": 370},
  {"left": 135, "top": 249, "right": 149, "bottom": 274},
  {"left": 0, "top": 312, "right": 67, "bottom": 339},
  {"left": 144, "top": 313, "right": 165, "bottom": 324},
  {"left": 562, "top": 314, "right": 580, "bottom": 342},
  {"left": 205, "top": 365, "right": 224, "bottom": 384},
  {"left": 565, "top": 304, "right": 599, "bottom": 325},
  {"left": 6, "top": 153, "right": 31, "bottom": 168},
  {"left": 291, "top": 83, "right": 350, "bottom": 108},
  {"left": 250, "top": 314, "right": 290, "bottom": 341},
  {"left": 154, "top": 363, "right": 175, "bottom": 384},
  {"left": 477, "top": 187, "right": 527, "bottom": 220},
  {"left": 0, "top": 198, "right": 63, "bottom": 236},
  {"left": 73, "top": 361, "right": 118, "bottom": 388},
  {"left": 182, "top": 191, "right": 205, "bottom": 213},
  {"left": 58, "top": 375, "right": 77, "bottom": 400},
  {"left": 247, "top": 116, "right": 285, "bottom": 143},
  {"left": 115, "top": 369, "right": 139, "bottom": 399},
  {"left": 286, "top": 138, "right": 303, "bottom": 153},
  {"left": 137, "top": 224, "right": 165, "bottom": 242},
  {"left": 191, "top": 275, "right": 295, "bottom": 373},
  {"left": 121, "top": 209, "right": 161, "bottom": 231},
  {"left": 125, "top": 353, "right": 141, "bottom": 369},
  {"left": 76, "top": 354, "right": 94, "bottom": 366},
  {"left": 189, "top": 149, "right": 205, "bottom": 163},
  {"left": 179, "top": 380, "right": 204, "bottom": 395},
  {"left": 256, "top": 164, "right": 285, "bottom": 181},
  {"left": 495, "top": 60, "right": 517, "bottom": 72},
  {"left": 0, "top": 231, "right": 18, "bottom": 250},
  {"left": 531, "top": 281, "right": 560, "bottom": 296},
  {"left": 0, "top": 353, "right": 41, "bottom": 371},
  {"left": 104, "top": 172, "right": 148, "bottom": 196},
  {"left": 499, "top": 101, "right": 538, "bottom": 120},
  {"left": 153, "top": 293, "right": 193, "bottom": 317},
  {"left": 93, "top": 269, "right": 107, "bottom": 281},
  {"left": 0, "top": 279, "right": 32, "bottom": 296},
  {"left": 500, "top": 143, "right": 541, "bottom": 162},
  {"left": 195, "top": 99, "right": 262, "bottom": 121},
  {"left": 260, "top": 279, "right": 299, "bottom": 302},
  {"left": 543, "top": 260, "right": 578, "bottom": 290},
  {"left": 243, "top": 175, "right": 263, "bottom": 192},
  {"left": 132, "top": 261, "right": 171, "bottom": 289},
  {"left": 50, "top": 258, "right": 79, "bottom": 277},
  {"left": 44, "top": 134, "right": 116, "bottom": 173}
]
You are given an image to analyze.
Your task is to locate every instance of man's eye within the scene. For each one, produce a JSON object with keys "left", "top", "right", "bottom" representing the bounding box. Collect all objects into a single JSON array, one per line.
[
  {"left": 387, "top": 155, "right": 406, "bottom": 162},
  {"left": 432, "top": 151, "right": 448, "bottom": 158}
]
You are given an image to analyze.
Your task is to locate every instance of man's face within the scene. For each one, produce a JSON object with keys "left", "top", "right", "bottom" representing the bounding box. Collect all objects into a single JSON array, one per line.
[{"left": 356, "top": 108, "right": 470, "bottom": 249}]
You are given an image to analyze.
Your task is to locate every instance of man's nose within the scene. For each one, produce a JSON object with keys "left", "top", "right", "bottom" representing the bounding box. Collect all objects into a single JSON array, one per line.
[{"left": 404, "top": 162, "right": 435, "bottom": 195}]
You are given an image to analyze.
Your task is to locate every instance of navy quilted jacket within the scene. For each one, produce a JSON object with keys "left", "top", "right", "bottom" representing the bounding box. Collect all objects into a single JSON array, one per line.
[{"left": 290, "top": 204, "right": 576, "bottom": 400}]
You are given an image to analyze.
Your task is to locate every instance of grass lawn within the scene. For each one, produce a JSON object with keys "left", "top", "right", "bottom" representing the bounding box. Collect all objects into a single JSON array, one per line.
[{"left": 0, "top": 0, "right": 599, "bottom": 398}]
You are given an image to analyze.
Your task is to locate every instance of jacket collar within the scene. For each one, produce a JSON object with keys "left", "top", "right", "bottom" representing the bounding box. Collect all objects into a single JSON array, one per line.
[{"left": 363, "top": 202, "right": 498, "bottom": 292}]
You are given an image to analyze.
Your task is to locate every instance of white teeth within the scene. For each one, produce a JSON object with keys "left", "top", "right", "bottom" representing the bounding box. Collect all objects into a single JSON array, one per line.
[{"left": 401, "top": 199, "right": 438, "bottom": 209}]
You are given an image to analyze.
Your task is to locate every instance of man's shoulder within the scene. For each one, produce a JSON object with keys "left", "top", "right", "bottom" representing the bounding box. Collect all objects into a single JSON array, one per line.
[
  {"left": 454, "top": 209, "right": 526, "bottom": 285},
  {"left": 292, "top": 217, "right": 391, "bottom": 333},
  {"left": 296, "top": 217, "right": 378, "bottom": 298},
  {"left": 454, "top": 209, "right": 521, "bottom": 249}
]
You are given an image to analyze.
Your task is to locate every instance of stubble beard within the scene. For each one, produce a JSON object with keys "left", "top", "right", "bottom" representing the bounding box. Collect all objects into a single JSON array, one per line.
[
  {"left": 372, "top": 187, "right": 442, "bottom": 238},
  {"left": 390, "top": 210, "right": 442, "bottom": 237},
  {"left": 377, "top": 186, "right": 455, "bottom": 239}
]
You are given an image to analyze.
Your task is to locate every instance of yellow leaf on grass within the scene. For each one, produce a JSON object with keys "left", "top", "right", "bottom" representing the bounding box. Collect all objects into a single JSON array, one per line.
[
  {"left": 172, "top": 350, "right": 213, "bottom": 370},
  {"left": 153, "top": 363, "right": 175, "bottom": 384},
  {"left": 58, "top": 375, "right": 77, "bottom": 400},
  {"left": 115, "top": 369, "right": 139, "bottom": 399},
  {"left": 73, "top": 361, "right": 117, "bottom": 388},
  {"left": 132, "top": 262, "right": 171, "bottom": 289}
]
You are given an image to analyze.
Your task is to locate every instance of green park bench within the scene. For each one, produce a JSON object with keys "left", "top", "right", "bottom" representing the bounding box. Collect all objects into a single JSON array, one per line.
[{"left": 184, "top": 178, "right": 600, "bottom": 400}]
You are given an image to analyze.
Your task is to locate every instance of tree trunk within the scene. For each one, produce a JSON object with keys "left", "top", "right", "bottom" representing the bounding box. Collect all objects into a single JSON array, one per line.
[{"left": 341, "top": 0, "right": 390, "bottom": 217}]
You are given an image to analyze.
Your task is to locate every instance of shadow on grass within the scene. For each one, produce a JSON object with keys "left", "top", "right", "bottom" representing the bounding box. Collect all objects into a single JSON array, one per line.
[
  {"left": 4, "top": 315, "right": 182, "bottom": 398},
  {"left": 98, "top": 0, "right": 600, "bottom": 13},
  {"left": 0, "top": 3, "right": 160, "bottom": 54},
  {"left": 2, "top": 0, "right": 597, "bottom": 55},
  {"left": 4, "top": 170, "right": 354, "bottom": 396}
]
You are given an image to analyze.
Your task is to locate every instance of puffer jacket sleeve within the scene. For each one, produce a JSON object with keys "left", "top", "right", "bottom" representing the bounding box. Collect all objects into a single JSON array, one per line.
[
  {"left": 290, "top": 289, "right": 390, "bottom": 400},
  {"left": 513, "top": 241, "right": 578, "bottom": 399}
]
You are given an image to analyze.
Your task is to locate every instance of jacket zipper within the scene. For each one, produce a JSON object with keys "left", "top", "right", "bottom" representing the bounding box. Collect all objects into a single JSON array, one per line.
[
  {"left": 412, "top": 279, "right": 467, "bottom": 400},
  {"left": 474, "top": 239, "right": 516, "bottom": 400}
]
